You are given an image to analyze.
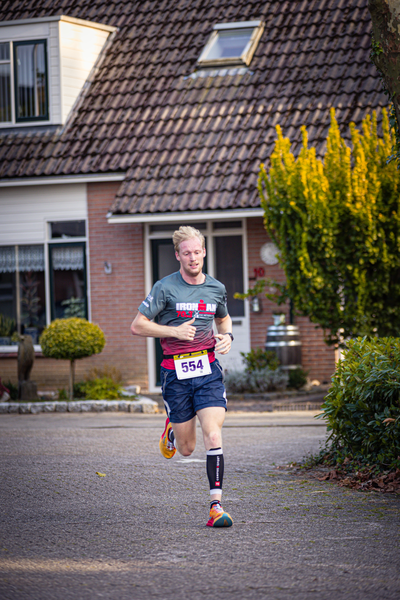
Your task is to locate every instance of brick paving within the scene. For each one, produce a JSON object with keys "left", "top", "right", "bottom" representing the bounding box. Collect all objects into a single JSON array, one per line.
[{"left": 0, "top": 411, "right": 399, "bottom": 600}]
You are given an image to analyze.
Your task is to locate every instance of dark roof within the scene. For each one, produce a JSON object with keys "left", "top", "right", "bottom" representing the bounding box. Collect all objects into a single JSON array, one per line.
[{"left": 0, "top": 0, "right": 386, "bottom": 215}]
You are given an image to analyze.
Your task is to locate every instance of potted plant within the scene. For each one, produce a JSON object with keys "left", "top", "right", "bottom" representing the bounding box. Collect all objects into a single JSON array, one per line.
[{"left": 0, "top": 314, "right": 16, "bottom": 345}]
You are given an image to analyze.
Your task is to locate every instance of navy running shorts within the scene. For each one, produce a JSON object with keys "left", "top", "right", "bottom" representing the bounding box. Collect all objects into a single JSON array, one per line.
[{"left": 160, "top": 359, "right": 227, "bottom": 423}]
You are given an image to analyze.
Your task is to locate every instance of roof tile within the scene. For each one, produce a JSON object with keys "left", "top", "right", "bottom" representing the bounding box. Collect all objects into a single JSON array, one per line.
[{"left": 0, "top": 0, "right": 386, "bottom": 214}]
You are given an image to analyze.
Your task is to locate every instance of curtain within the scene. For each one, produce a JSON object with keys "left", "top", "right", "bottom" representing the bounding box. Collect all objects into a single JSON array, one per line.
[
  {"left": 0, "top": 245, "right": 45, "bottom": 273},
  {"left": 0, "top": 246, "right": 15, "bottom": 273},
  {"left": 52, "top": 246, "right": 84, "bottom": 271},
  {"left": 18, "top": 245, "right": 45, "bottom": 272}
]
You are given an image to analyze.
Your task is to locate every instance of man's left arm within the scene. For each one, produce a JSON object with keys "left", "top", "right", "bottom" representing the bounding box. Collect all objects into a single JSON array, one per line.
[{"left": 214, "top": 314, "right": 233, "bottom": 355}]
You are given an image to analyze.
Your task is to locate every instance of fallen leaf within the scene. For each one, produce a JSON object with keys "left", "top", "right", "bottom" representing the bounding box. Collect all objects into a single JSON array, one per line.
[{"left": 96, "top": 472, "right": 106, "bottom": 477}]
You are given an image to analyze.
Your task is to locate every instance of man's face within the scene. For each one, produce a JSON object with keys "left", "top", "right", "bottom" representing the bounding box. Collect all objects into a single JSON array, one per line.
[{"left": 176, "top": 237, "right": 206, "bottom": 278}]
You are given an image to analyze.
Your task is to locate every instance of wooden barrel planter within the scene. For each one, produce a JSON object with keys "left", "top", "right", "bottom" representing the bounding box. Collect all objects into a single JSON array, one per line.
[{"left": 265, "top": 315, "right": 302, "bottom": 370}]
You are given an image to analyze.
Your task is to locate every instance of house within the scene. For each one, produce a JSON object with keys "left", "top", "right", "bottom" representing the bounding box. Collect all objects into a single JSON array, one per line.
[{"left": 0, "top": 0, "right": 386, "bottom": 392}]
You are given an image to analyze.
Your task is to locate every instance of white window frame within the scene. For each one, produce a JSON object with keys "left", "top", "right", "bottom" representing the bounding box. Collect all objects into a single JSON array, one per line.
[
  {"left": 0, "top": 38, "right": 50, "bottom": 127},
  {"left": 45, "top": 219, "right": 90, "bottom": 326},
  {"left": 197, "top": 20, "right": 264, "bottom": 68},
  {"left": 0, "top": 41, "right": 13, "bottom": 123}
]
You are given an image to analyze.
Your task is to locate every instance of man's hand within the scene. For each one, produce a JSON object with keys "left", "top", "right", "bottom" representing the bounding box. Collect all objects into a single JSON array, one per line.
[
  {"left": 131, "top": 312, "right": 196, "bottom": 341},
  {"left": 215, "top": 333, "right": 232, "bottom": 355},
  {"left": 174, "top": 317, "right": 196, "bottom": 341}
]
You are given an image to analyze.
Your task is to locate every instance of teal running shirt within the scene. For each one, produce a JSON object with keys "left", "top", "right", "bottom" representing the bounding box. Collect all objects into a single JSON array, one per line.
[{"left": 138, "top": 271, "right": 228, "bottom": 357}]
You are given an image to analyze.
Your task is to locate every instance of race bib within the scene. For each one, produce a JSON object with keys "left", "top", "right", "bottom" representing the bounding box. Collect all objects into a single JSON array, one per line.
[{"left": 174, "top": 350, "right": 212, "bottom": 380}]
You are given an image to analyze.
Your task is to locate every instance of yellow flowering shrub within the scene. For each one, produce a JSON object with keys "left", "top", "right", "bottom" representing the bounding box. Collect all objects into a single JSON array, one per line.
[{"left": 258, "top": 108, "right": 400, "bottom": 344}]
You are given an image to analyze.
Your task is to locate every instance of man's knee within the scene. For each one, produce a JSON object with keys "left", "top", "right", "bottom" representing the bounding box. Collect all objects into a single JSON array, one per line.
[
  {"left": 177, "top": 441, "right": 195, "bottom": 456},
  {"left": 205, "top": 430, "right": 222, "bottom": 449}
]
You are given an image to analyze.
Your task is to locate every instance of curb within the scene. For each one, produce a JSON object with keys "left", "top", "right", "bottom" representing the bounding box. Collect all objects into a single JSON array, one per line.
[{"left": 0, "top": 396, "right": 159, "bottom": 415}]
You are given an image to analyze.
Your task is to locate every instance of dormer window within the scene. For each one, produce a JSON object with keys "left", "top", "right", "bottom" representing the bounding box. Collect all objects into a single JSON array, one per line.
[
  {"left": 198, "top": 21, "right": 264, "bottom": 68},
  {"left": 0, "top": 39, "right": 48, "bottom": 124},
  {"left": 0, "top": 16, "right": 116, "bottom": 128},
  {"left": 14, "top": 40, "right": 49, "bottom": 122},
  {"left": 0, "top": 42, "right": 11, "bottom": 122}
]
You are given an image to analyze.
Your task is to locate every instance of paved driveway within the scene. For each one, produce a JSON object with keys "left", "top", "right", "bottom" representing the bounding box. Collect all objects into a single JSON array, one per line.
[{"left": 0, "top": 411, "right": 399, "bottom": 600}]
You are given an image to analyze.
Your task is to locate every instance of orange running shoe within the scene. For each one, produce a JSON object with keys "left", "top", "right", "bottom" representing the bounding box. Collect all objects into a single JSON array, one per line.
[
  {"left": 159, "top": 417, "right": 176, "bottom": 459},
  {"left": 206, "top": 502, "right": 233, "bottom": 527}
]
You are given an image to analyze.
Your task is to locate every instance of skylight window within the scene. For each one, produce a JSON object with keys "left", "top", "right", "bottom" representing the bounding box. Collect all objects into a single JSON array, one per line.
[{"left": 198, "top": 21, "right": 264, "bottom": 67}]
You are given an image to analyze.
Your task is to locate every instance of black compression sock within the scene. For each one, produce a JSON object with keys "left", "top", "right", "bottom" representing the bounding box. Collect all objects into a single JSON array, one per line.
[{"left": 207, "top": 447, "right": 224, "bottom": 495}]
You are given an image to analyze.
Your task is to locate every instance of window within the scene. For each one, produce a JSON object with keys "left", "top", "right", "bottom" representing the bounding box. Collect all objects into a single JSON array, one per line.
[
  {"left": 0, "top": 245, "right": 46, "bottom": 344},
  {"left": 198, "top": 21, "right": 264, "bottom": 67},
  {"left": 51, "top": 220, "right": 86, "bottom": 239},
  {"left": 49, "top": 243, "right": 87, "bottom": 320},
  {"left": 214, "top": 235, "right": 244, "bottom": 317},
  {"left": 0, "top": 42, "right": 11, "bottom": 122},
  {"left": 0, "top": 39, "right": 49, "bottom": 124},
  {"left": 14, "top": 40, "right": 48, "bottom": 122},
  {"left": 0, "top": 221, "right": 88, "bottom": 346}
]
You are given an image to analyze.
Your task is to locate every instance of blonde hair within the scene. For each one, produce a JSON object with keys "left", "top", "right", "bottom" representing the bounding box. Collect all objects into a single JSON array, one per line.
[{"left": 173, "top": 226, "right": 205, "bottom": 253}]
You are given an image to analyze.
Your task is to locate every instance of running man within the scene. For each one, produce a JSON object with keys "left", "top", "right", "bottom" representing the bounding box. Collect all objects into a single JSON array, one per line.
[{"left": 131, "top": 226, "right": 234, "bottom": 527}]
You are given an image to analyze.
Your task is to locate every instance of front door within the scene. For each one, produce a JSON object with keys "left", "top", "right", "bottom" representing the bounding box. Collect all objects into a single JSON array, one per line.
[
  {"left": 147, "top": 221, "right": 250, "bottom": 391},
  {"left": 212, "top": 233, "right": 249, "bottom": 372}
]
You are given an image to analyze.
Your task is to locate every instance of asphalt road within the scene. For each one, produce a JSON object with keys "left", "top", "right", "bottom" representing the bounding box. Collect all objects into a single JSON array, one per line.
[{"left": 0, "top": 411, "right": 399, "bottom": 600}]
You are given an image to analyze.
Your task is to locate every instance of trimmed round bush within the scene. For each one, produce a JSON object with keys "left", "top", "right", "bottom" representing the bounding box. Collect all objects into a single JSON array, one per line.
[
  {"left": 40, "top": 318, "right": 105, "bottom": 399},
  {"left": 40, "top": 318, "right": 105, "bottom": 360}
]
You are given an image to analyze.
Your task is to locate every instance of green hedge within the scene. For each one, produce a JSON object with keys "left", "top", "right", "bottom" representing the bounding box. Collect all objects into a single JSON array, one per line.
[{"left": 320, "top": 337, "right": 400, "bottom": 468}]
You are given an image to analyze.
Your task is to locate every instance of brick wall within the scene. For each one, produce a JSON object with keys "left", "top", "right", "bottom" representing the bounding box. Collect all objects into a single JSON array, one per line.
[
  {"left": 247, "top": 217, "right": 335, "bottom": 384},
  {"left": 86, "top": 182, "right": 147, "bottom": 390},
  {"left": 0, "top": 182, "right": 149, "bottom": 392}
]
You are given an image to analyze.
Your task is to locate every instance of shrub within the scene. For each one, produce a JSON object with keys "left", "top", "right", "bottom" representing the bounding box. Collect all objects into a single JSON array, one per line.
[
  {"left": 225, "top": 367, "right": 288, "bottom": 394},
  {"left": 58, "top": 388, "right": 68, "bottom": 400},
  {"left": 40, "top": 318, "right": 105, "bottom": 400},
  {"left": 74, "top": 377, "right": 122, "bottom": 400},
  {"left": 319, "top": 337, "right": 400, "bottom": 468},
  {"left": 0, "top": 314, "right": 16, "bottom": 337},
  {"left": 257, "top": 108, "right": 400, "bottom": 345},
  {"left": 86, "top": 365, "right": 123, "bottom": 384},
  {"left": 3, "top": 380, "right": 18, "bottom": 400},
  {"left": 288, "top": 367, "right": 308, "bottom": 390},
  {"left": 240, "top": 348, "right": 280, "bottom": 372}
]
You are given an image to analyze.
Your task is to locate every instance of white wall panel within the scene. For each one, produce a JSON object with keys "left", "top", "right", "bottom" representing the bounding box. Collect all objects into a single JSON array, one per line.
[
  {"left": 0, "top": 22, "right": 49, "bottom": 40},
  {"left": 59, "top": 21, "right": 109, "bottom": 123},
  {"left": 0, "top": 184, "right": 87, "bottom": 246},
  {"left": 48, "top": 21, "right": 61, "bottom": 123}
]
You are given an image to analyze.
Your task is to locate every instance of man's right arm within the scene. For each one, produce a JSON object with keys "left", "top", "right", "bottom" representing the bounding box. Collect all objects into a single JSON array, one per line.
[{"left": 131, "top": 312, "right": 196, "bottom": 342}]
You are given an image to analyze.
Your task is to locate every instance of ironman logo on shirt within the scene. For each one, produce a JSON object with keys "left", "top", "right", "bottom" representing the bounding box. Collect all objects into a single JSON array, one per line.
[{"left": 176, "top": 300, "right": 216, "bottom": 318}]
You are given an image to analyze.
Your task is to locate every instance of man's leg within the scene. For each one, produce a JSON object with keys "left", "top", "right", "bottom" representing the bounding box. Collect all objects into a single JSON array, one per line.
[
  {"left": 197, "top": 406, "right": 232, "bottom": 527},
  {"left": 197, "top": 406, "right": 225, "bottom": 502},
  {"left": 171, "top": 417, "right": 197, "bottom": 456},
  {"left": 159, "top": 368, "right": 197, "bottom": 458}
]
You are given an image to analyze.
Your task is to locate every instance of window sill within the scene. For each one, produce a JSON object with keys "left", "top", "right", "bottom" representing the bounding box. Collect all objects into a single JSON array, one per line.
[
  {"left": 0, "top": 120, "right": 53, "bottom": 130},
  {"left": 0, "top": 345, "right": 42, "bottom": 357}
]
